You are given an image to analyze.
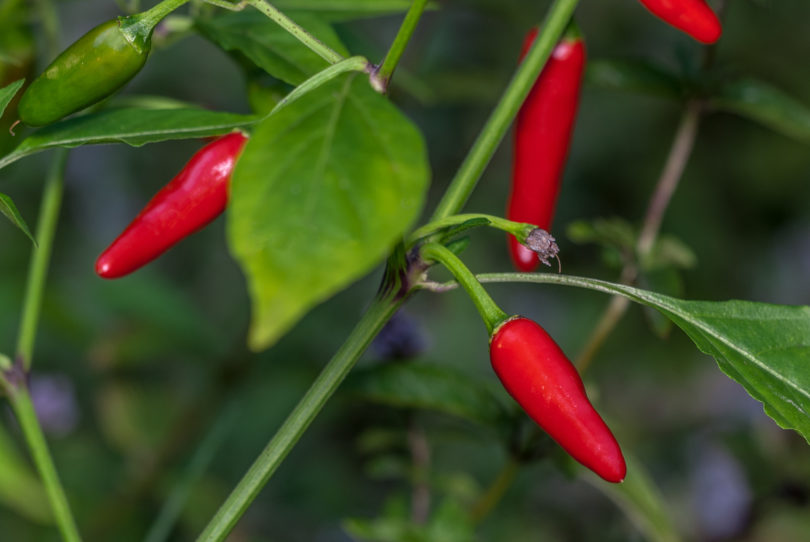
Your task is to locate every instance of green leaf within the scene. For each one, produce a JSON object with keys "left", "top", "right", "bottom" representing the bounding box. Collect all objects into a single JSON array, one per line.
[
  {"left": 0, "top": 191, "right": 35, "bottom": 244},
  {"left": 507, "top": 276, "right": 810, "bottom": 443},
  {"left": 196, "top": 11, "right": 349, "bottom": 86},
  {"left": 228, "top": 72, "right": 429, "bottom": 350},
  {"left": 583, "top": 453, "right": 681, "bottom": 542},
  {"left": 274, "top": 0, "right": 422, "bottom": 20},
  {"left": 637, "top": 268, "right": 682, "bottom": 339},
  {"left": 0, "top": 79, "right": 24, "bottom": 119},
  {"left": 711, "top": 78, "right": 810, "bottom": 145},
  {"left": 586, "top": 59, "right": 683, "bottom": 100},
  {"left": 344, "top": 362, "right": 508, "bottom": 426},
  {"left": 0, "top": 107, "right": 256, "bottom": 173},
  {"left": 0, "top": 424, "right": 52, "bottom": 524}
]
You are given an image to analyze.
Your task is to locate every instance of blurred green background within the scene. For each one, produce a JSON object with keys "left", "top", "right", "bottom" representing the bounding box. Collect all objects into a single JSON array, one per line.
[{"left": 1, "top": 0, "right": 809, "bottom": 540}]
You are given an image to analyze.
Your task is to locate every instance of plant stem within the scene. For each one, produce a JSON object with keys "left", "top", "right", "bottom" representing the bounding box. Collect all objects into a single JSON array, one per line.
[
  {"left": 269, "top": 56, "right": 371, "bottom": 116},
  {"left": 430, "top": 0, "right": 580, "bottom": 221},
  {"left": 6, "top": 385, "right": 82, "bottom": 542},
  {"left": 636, "top": 101, "right": 702, "bottom": 257},
  {"left": 245, "top": 0, "right": 344, "bottom": 64},
  {"left": 419, "top": 243, "right": 508, "bottom": 335},
  {"left": 16, "top": 150, "right": 67, "bottom": 371},
  {"left": 409, "top": 213, "right": 534, "bottom": 244},
  {"left": 470, "top": 458, "right": 519, "bottom": 523},
  {"left": 573, "top": 101, "right": 702, "bottom": 372},
  {"left": 196, "top": 294, "right": 403, "bottom": 541},
  {"left": 121, "top": 0, "right": 190, "bottom": 50},
  {"left": 372, "top": 0, "right": 430, "bottom": 92}
]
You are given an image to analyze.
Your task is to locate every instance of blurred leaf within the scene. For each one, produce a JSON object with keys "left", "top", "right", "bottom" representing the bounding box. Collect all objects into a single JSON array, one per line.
[
  {"left": 95, "top": 275, "right": 228, "bottom": 364},
  {"left": 97, "top": 381, "right": 183, "bottom": 453},
  {"left": 0, "top": 191, "right": 35, "bottom": 244},
  {"left": 568, "top": 217, "right": 635, "bottom": 249},
  {"left": 711, "top": 78, "right": 810, "bottom": 145},
  {"left": 276, "top": 0, "right": 424, "bottom": 20},
  {"left": 642, "top": 235, "right": 697, "bottom": 271},
  {"left": 568, "top": 217, "right": 634, "bottom": 269},
  {"left": 583, "top": 453, "right": 681, "bottom": 542},
  {"left": 344, "top": 495, "right": 474, "bottom": 542},
  {"left": 356, "top": 427, "right": 406, "bottom": 454},
  {"left": 0, "top": 79, "right": 23, "bottom": 118},
  {"left": 0, "top": 108, "right": 256, "bottom": 172},
  {"left": 551, "top": 279, "right": 810, "bottom": 443},
  {"left": 0, "top": 424, "right": 52, "bottom": 524},
  {"left": 196, "top": 11, "right": 348, "bottom": 86},
  {"left": 228, "top": 72, "right": 429, "bottom": 350},
  {"left": 569, "top": 219, "right": 696, "bottom": 273},
  {"left": 345, "top": 362, "right": 507, "bottom": 426},
  {"left": 365, "top": 454, "right": 410, "bottom": 480},
  {"left": 587, "top": 59, "right": 682, "bottom": 99}
]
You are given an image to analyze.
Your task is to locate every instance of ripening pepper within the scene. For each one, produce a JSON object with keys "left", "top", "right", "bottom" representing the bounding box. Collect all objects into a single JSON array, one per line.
[
  {"left": 508, "top": 27, "right": 585, "bottom": 272},
  {"left": 637, "top": 0, "right": 722, "bottom": 44},
  {"left": 18, "top": 17, "right": 152, "bottom": 126},
  {"left": 96, "top": 132, "right": 249, "bottom": 279},
  {"left": 490, "top": 317, "right": 626, "bottom": 483}
]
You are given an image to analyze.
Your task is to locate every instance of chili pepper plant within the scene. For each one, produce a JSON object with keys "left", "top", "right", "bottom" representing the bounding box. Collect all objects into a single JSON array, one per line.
[{"left": 1, "top": 0, "right": 809, "bottom": 540}]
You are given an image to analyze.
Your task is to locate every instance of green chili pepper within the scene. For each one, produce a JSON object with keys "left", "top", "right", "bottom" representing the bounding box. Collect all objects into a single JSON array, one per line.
[{"left": 18, "top": 16, "right": 152, "bottom": 126}]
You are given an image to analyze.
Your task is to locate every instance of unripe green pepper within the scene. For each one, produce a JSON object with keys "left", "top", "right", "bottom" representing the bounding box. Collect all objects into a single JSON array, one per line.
[{"left": 18, "top": 16, "right": 152, "bottom": 126}]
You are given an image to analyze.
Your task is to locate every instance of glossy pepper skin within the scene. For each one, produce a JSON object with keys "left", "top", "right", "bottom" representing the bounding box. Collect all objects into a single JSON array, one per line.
[
  {"left": 18, "top": 18, "right": 151, "bottom": 126},
  {"left": 96, "top": 132, "right": 249, "bottom": 279},
  {"left": 490, "top": 317, "right": 626, "bottom": 483},
  {"left": 637, "top": 0, "right": 722, "bottom": 44},
  {"left": 508, "top": 29, "right": 585, "bottom": 272}
]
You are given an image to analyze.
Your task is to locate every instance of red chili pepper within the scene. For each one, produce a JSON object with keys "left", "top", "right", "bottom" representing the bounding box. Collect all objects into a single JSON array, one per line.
[
  {"left": 96, "top": 132, "right": 248, "bottom": 279},
  {"left": 490, "top": 317, "right": 626, "bottom": 483},
  {"left": 637, "top": 0, "right": 722, "bottom": 44},
  {"left": 508, "top": 28, "right": 585, "bottom": 272}
]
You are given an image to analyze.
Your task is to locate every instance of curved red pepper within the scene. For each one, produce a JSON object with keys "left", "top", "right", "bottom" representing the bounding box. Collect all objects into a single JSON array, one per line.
[
  {"left": 490, "top": 317, "right": 626, "bottom": 483},
  {"left": 508, "top": 29, "right": 585, "bottom": 272},
  {"left": 96, "top": 132, "right": 248, "bottom": 279},
  {"left": 637, "top": 0, "right": 722, "bottom": 44}
]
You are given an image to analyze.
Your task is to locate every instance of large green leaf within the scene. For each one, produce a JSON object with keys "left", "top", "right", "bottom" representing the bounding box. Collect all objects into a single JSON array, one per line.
[
  {"left": 274, "top": 0, "right": 421, "bottom": 20},
  {"left": 482, "top": 275, "right": 810, "bottom": 442},
  {"left": 0, "top": 191, "right": 35, "bottom": 244},
  {"left": 228, "top": 72, "right": 429, "bottom": 350},
  {"left": 196, "top": 11, "right": 349, "bottom": 86},
  {"left": 0, "top": 79, "right": 24, "bottom": 119},
  {"left": 711, "top": 78, "right": 810, "bottom": 145},
  {"left": 344, "top": 362, "right": 508, "bottom": 426},
  {"left": 0, "top": 107, "right": 256, "bottom": 173}
]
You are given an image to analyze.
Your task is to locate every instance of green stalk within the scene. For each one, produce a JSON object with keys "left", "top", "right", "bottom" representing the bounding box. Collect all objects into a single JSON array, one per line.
[
  {"left": 420, "top": 243, "right": 508, "bottom": 335},
  {"left": 408, "top": 213, "right": 535, "bottom": 245},
  {"left": 372, "top": 0, "right": 430, "bottom": 92},
  {"left": 6, "top": 386, "right": 82, "bottom": 542},
  {"left": 15, "top": 150, "right": 67, "bottom": 370},
  {"left": 121, "top": 0, "right": 190, "bottom": 49},
  {"left": 245, "top": 0, "right": 344, "bottom": 64},
  {"left": 430, "top": 0, "right": 580, "bottom": 220},
  {"left": 196, "top": 294, "right": 403, "bottom": 541}
]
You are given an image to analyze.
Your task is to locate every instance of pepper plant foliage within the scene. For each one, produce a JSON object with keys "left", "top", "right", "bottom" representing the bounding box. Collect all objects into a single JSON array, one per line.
[{"left": 1, "top": 0, "right": 810, "bottom": 539}]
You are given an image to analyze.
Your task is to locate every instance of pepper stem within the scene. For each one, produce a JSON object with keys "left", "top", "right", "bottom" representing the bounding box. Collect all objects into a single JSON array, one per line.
[
  {"left": 244, "top": 0, "right": 345, "bottom": 65},
  {"left": 419, "top": 243, "right": 508, "bottom": 335},
  {"left": 120, "top": 0, "right": 190, "bottom": 50},
  {"left": 408, "top": 213, "right": 536, "bottom": 245}
]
